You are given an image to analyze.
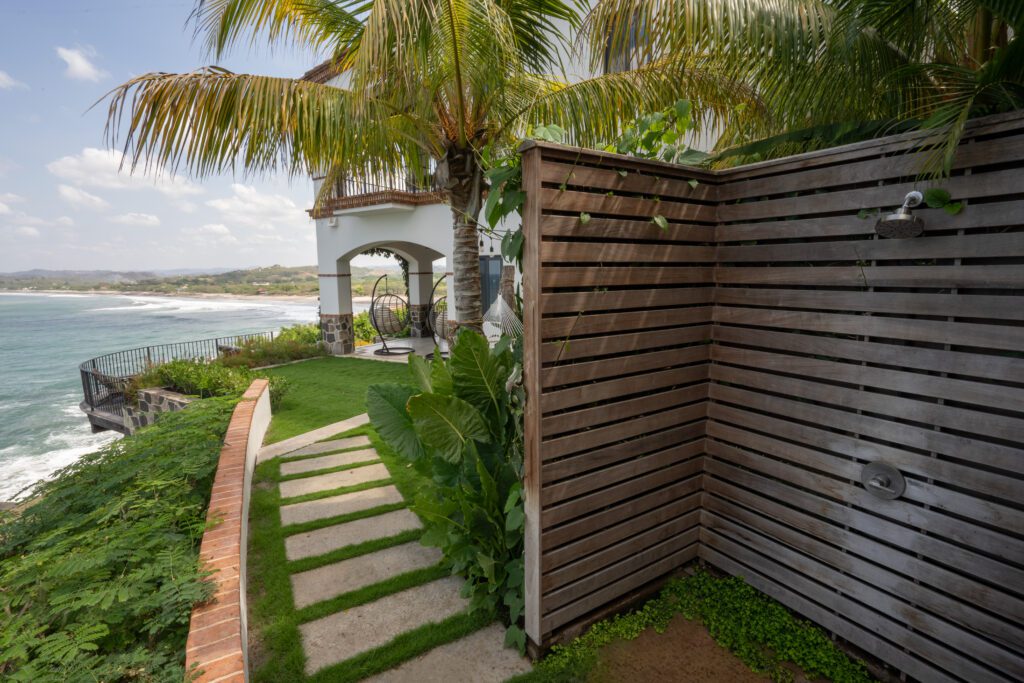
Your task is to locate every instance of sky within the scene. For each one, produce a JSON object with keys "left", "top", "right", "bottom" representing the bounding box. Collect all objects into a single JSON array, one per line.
[{"left": 0, "top": 1, "right": 393, "bottom": 272}]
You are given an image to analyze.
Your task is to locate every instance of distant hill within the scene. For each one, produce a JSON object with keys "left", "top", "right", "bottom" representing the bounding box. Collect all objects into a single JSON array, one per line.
[{"left": 0, "top": 263, "right": 410, "bottom": 297}]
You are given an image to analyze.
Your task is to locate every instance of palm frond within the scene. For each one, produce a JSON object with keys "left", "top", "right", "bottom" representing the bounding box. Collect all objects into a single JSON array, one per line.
[
  {"left": 192, "top": 0, "right": 368, "bottom": 58},
  {"left": 504, "top": 54, "right": 763, "bottom": 149},
  {"left": 102, "top": 67, "right": 405, "bottom": 181}
]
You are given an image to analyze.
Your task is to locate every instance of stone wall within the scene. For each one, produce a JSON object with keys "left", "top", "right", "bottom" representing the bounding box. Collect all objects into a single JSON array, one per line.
[
  {"left": 408, "top": 303, "right": 430, "bottom": 338},
  {"left": 124, "top": 388, "right": 192, "bottom": 433},
  {"left": 320, "top": 313, "right": 354, "bottom": 355}
]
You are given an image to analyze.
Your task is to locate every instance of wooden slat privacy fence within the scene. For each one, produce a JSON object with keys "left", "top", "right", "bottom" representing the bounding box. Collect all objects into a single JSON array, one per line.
[{"left": 520, "top": 110, "right": 1024, "bottom": 682}]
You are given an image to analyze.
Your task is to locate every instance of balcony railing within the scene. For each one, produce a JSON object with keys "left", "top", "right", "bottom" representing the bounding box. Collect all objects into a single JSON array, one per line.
[
  {"left": 310, "top": 163, "right": 447, "bottom": 217},
  {"left": 79, "top": 331, "right": 274, "bottom": 432}
]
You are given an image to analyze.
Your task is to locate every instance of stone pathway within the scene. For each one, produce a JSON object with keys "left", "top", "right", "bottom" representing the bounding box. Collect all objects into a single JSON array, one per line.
[{"left": 258, "top": 418, "right": 532, "bottom": 681}]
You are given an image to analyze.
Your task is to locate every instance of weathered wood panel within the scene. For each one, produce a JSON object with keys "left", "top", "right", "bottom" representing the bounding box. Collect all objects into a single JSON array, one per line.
[
  {"left": 707, "top": 113, "right": 1024, "bottom": 682},
  {"left": 521, "top": 112, "right": 1024, "bottom": 681},
  {"left": 520, "top": 140, "right": 714, "bottom": 646}
]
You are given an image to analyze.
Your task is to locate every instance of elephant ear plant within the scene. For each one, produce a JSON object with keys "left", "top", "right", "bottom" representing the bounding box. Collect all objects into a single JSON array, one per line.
[{"left": 366, "top": 330, "right": 527, "bottom": 651}]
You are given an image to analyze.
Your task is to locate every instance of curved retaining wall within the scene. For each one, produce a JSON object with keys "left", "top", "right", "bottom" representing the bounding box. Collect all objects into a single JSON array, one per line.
[{"left": 185, "top": 379, "right": 271, "bottom": 682}]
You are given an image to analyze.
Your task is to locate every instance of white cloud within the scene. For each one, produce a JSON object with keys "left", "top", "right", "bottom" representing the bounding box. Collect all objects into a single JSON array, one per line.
[
  {"left": 206, "top": 183, "right": 305, "bottom": 231},
  {"left": 0, "top": 202, "right": 9, "bottom": 215},
  {"left": 55, "top": 46, "right": 108, "bottom": 82},
  {"left": 177, "top": 200, "right": 198, "bottom": 213},
  {"left": 112, "top": 212, "right": 160, "bottom": 227},
  {"left": 183, "top": 223, "right": 239, "bottom": 246},
  {"left": 14, "top": 226, "right": 40, "bottom": 238},
  {"left": 58, "top": 184, "right": 108, "bottom": 209},
  {"left": 9, "top": 211, "right": 48, "bottom": 226},
  {"left": 48, "top": 147, "right": 202, "bottom": 198},
  {"left": 0, "top": 70, "right": 27, "bottom": 89},
  {"left": 0, "top": 192, "right": 25, "bottom": 203},
  {"left": 55, "top": 216, "right": 74, "bottom": 226}
]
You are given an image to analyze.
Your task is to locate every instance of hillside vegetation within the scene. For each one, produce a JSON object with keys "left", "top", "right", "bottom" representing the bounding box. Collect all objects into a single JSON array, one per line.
[{"left": 0, "top": 264, "right": 418, "bottom": 297}]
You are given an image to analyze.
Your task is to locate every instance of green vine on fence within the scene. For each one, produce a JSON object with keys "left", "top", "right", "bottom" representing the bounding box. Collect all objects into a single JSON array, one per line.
[{"left": 484, "top": 100, "right": 706, "bottom": 265}]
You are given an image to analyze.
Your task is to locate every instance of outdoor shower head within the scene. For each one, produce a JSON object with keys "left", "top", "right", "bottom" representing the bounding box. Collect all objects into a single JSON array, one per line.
[{"left": 875, "top": 191, "right": 924, "bottom": 238}]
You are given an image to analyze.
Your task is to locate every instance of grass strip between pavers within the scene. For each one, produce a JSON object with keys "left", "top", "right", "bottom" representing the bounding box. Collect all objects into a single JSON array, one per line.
[
  {"left": 279, "top": 445, "right": 376, "bottom": 464},
  {"left": 278, "top": 458, "right": 382, "bottom": 482},
  {"left": 307, "top": 610, "right": 493, "bottom": 683},
  {"left": 282, "top": 501, "right": 410, "bottom": 537},
  {"left": 287, "top": 528, "right": 424, "bottom": 575},
  {"left": 248, "top": 422, "right": 492, "bottom": 682},
  {"left": 294, "top": 562, "right": 450, "bottom": 624},
  {"left": 278, "top": 477, "right": 394, "bottom": 505}
]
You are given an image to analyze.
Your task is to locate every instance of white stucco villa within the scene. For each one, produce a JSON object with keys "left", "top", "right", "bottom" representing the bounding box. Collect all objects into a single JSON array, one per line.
[{"left": 303, "top": 62, "right": 506, "bottom": 355}]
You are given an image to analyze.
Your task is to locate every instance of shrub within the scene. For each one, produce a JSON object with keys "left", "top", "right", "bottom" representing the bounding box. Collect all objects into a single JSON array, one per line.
[
  {"left": 217, "top": 337, "right": 325, "bottom": 369},
  {"left": 367, "top": 330, "right": 526, "bottom": 650},
  {"left": 216, "top": 324, "right": 326, "bottom": 369},
  {"left": 275, "top": 322, "right": 320, "bottom": 345},
  {"left": 131, "top": 359, "right": 289, "bottom": 411},
  {"left": 0, "top": 398, "right": 237, "bottom": 682},
  {"left": 353, "top": 311, "right": 376, "bottom": 343}
]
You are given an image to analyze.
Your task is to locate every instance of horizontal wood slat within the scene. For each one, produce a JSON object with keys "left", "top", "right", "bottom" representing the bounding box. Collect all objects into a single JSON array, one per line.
[
  {"left": 716, "top": 135, "right": 1024, "bottom": 201},
  {"left": 540, "top": 160, "right": 715, "bottom": 202},
  {"left": 714, "top": 287, "right": 1024, "bottom": 322},
  {"left": 716, "top": 200, "right": 1024, "bottom": 242},
  {"left": 717, "top": 168, "right": 1022, "bottom": 222},
  {"left": 717, "top": 230, "right": 1024, "bottom": 263},
  {"left": 542, "top": 188, "right": 716, "bottom": 223},
  {"left": 540, "top": 214, "right": 716, "bottom": 242}
]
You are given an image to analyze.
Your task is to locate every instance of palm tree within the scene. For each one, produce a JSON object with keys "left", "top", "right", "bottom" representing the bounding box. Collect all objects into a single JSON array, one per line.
[
  {"left": 104, "top": 0, "right": 752, "bottom": 330},
  {"left": 586, "top": 0, "right": 1023, "bottom": 173}
]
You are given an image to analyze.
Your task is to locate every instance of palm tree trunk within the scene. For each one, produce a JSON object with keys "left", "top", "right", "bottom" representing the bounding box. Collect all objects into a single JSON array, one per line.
[{"left": 443, "top": 146, "right": 484, "bottom": 332}]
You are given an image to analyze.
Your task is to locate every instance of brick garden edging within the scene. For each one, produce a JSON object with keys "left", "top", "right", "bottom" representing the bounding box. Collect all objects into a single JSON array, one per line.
[{"left": 185, "top": 379, "right": 272, "bottom": 682}]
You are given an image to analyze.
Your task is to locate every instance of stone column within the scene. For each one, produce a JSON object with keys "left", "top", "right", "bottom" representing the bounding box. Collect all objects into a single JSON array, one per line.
[
  {"left": 407, "top": 267, "right": 436, "bottom": 338},
  {"left": 318, "top": 256, "right": 355, "bottom": 355},
  {"left": 320, "top": 313, "right": 354, "bottom": 355}
]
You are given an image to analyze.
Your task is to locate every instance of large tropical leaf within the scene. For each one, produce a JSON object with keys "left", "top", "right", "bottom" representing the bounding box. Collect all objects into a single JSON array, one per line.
[
  {"left": 408, "top": 354, "right": 434, "bottom": 393},
  {"left": 448, "top": 329, "right": 512, "bottom": 430},
  {"left": 365, "top": 383, "right": 425, "bottom": 462},
  {"left": 408, "top": 393, "right": 490, "bottom": 463}
]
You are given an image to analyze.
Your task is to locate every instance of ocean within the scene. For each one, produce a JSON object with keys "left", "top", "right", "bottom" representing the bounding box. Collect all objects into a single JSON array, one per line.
[{"left": 0, "top": 292, "right": 336, "bottom": 501}]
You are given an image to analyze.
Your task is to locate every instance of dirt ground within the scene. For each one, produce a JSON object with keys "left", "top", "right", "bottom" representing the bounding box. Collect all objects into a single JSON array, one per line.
[{"left": 587, "top": 615, "right": 770, "bottom": 683}]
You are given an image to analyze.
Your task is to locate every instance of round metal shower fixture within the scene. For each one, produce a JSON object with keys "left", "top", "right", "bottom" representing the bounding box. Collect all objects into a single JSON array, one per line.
[{"left": 875, "top": 191, "right": 924, "bottom": 239}]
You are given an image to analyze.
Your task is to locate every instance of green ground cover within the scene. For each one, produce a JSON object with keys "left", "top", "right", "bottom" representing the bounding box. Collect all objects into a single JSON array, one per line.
[
  {"left": 0, "top": 398, "right": 237, "bottom": 682},
  {"left": 261, "top": 357, "right": 409, "bottom": 443},
  {"left": 513, "top": 569, "right": 873, "bottom": 683}
]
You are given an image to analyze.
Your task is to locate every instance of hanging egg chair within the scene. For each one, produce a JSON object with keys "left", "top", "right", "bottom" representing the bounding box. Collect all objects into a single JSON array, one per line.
[
  {"left": 426, "top": 275, "right": 449, "bottom": 359},
  {"left": 369, "top": 274, "right": 413, "bottom": 356}
]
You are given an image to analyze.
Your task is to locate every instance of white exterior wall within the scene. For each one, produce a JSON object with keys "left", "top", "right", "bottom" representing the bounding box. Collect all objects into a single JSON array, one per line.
[{"left": 315, "top": 202, "right": 456, "bottom": 314}]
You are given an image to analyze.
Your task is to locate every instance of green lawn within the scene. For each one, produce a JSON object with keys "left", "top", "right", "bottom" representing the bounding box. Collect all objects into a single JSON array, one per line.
[{"left": 262, "top": 357, "right": 410, "bottom": 443}]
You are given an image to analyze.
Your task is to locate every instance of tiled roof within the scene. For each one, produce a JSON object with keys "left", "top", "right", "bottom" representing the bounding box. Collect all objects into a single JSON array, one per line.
[{"left": 301, "top": 59, "right": 343, "bottom": 84}]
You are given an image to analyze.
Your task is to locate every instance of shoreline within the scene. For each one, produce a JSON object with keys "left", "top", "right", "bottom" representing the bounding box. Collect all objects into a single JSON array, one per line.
[{"left": 0, "top": 289, "right": 377, "bottom": 305}]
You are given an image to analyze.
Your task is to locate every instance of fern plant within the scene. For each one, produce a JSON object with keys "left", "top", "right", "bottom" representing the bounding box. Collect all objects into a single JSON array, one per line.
[{"left": 0, "top": 398, "right": 236, "bottom": 682}]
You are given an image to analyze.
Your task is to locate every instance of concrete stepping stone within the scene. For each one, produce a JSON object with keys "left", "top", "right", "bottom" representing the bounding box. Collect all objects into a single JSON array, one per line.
[
  {"left": 280, "top": 485, "right": 405, "bottom": 526},
  {"left": 280, "top": 448, "right": 379, "bottom": 476},
  {"left": 291, "top": 542, "right": 443, "bottom": 609},
  {"left": 279, "top": 462, "right": 390, "bottom": 500},
  {"left": 259, "top": 414, "right": 370, "bottom": 463},
  {"left": 285, "top": 508, "right": 422, "bottom": 561},
  {"left": 285, "top": 435, "right": 371, "bottom": 458},
  {"left": 363, "top": 624, "right": 532, "bottom": 682},
  {"left": 300, "top": 577, "right": 468, "bottom": 675}
]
